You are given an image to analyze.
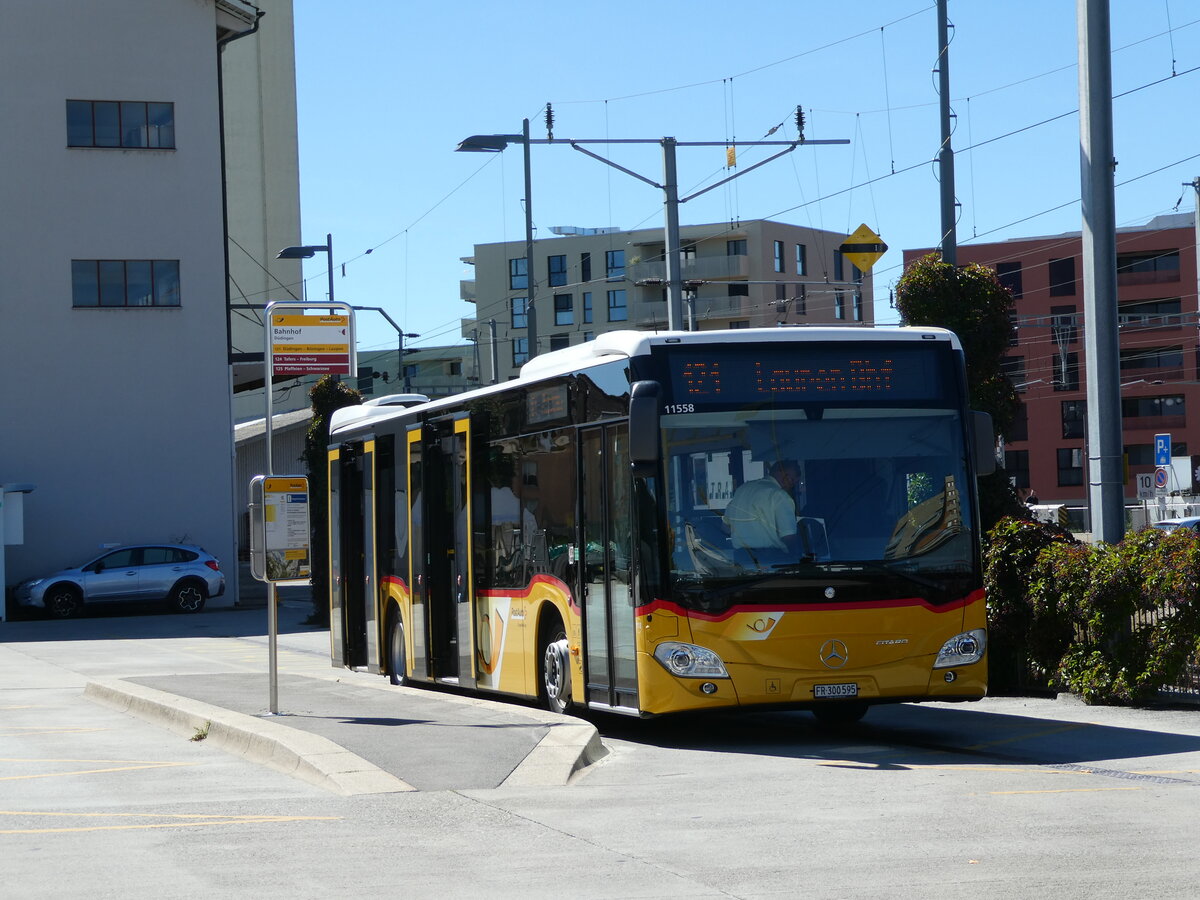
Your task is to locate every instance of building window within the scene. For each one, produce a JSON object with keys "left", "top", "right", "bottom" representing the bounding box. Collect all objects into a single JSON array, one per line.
[
  {"left": 1002, "top": 356, "right": 1026, "bottom": 387},
  {"left": 728, "top": 283, "right": 749, "bottom": 298},
  {"left": 553, "top": 293, "right": 573, "bottom": 326},
  {"left": 1008, "top": 312, "right": 1020, "bottom": 347},
  {"left": 583, "top": 331, "right": 594, "bottom": 342},
  {"left": 1048, "top": 257, "right": 1076, "bottom": 296},
  {"left": 605, "top": 249, "right": 625, "bottom": 280},
  {"left": 852, "top": 291, "right": 863, "bottom": 322},
  {"left": 795, "top": 285, "right": 807, "bottom": 315},
  {"left": 509, "top": 257, "right": 528, "bottom": 290},
  {"left": 995, "top": 261, "right": 1023, "bottom": 298},
  {"left": 549, "top": 334, "right": 570, "bottom": 352},
  {"left": 548, "top": 254, "right": 567, "bottom": 287},
  {"left": 681, "top": 242, "right": 697, "bottom": 263},
  {"left": 833, "top": 249, "right": 845, "bottom": 282},
  {"left": 357, "top": 370, "right": 376, "bottom": 395},
  {"left": 835, "top": 290, "right": 845, "bottom": 320},
  {"left": 511, "top": 296, "right": 528, "bottom": 329},
  {"left": 582, "top": 292, "right": 593, "bottom": 324},
  {"left": 1057, "top": 447, "right": 1084, "bottom": 486},
  {"left": 1010, "top": 402, "right": 1029, "bottom": 442},
  {"left": 607, "top": 289, "right": 627, "bottom": 322},
  {"left": 447, "top": 361, "right": 462, "bottom": 376},
  {"left": 730, "top": 320, "right": 751, "bottom": 328},
  {"left": 1120, "top": 345, "right": 1183, "bottom": 371},
  {"left": 1005, "top": 449, "right": 1030, "bottom": 489},
  {"left": 796, "top": 244, "right": 807, "bottom": 276},
  {"left": 67, "top": 100, "right": 175, "bottom": 149},
  {"left": 1117, "top": 250, "right": 1180, "bottom": 285},
  {"left": 773, "top": 240, "right": 785, "bottom": 273},
  {"left": 1050, "top": 305, "right": 1078, "bottom": 345},
  {"left": 71, "top": 259, "right": 180, "bottom": 307},
  {"left": 727, "top": 239, "right": 747, "bottom": 256},
  {"left": 512, "top": 337, "right": 529, "bottom": 366},
  {"left": 1062, "top": 400, "right": 1086, "bottom": 439},
  {"left": 580, "top": 252, "right": 592, "bottom": 283},
  {"left": 1122, "top": 395, "right": 1186, "bottom": 420},
  {"left": 1053, "top": 351, "right": 1079, "bottom": 391},
  {"left": 1119, "top": 297, "right": 1182, "bottom": 328}
]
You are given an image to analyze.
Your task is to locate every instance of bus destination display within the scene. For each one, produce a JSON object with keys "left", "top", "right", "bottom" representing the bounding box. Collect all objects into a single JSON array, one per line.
[{"left": 665, "top": 345, "right": 945, "bottom": 404}]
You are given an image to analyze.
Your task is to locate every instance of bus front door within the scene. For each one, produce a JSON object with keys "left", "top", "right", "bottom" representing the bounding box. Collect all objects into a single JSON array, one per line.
[
  {"left": 330, "top": 441, "right": 371, "bottom": 669},
  {"left": 580, "top": 425, "right": 638, "bottom": 712}
]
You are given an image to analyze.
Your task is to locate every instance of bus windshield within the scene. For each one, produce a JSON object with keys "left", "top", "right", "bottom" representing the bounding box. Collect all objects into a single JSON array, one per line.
[{"left": 663, "top": 404, "right": 977, "bottom": 609}]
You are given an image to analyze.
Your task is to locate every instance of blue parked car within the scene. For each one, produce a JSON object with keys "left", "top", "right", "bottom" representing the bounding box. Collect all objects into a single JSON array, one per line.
[{"left": 13, "top": 543, "right": 225, "bottom": 618}]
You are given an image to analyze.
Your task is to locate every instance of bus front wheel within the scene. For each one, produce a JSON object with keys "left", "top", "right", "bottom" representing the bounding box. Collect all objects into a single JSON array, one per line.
[
  {"left": 540, "top": 624, "right": 572, "bottom": 715},
  {"left": 387, "top": 613, "right": 408, "bottom": 686},
  {"left": 812, "top": 702, "right": 867, "bottom": 727}
]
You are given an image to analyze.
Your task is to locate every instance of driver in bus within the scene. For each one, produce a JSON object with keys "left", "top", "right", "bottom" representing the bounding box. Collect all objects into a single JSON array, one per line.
[{"left": 723, "top": 459, "right": 811, "bottom": 565}]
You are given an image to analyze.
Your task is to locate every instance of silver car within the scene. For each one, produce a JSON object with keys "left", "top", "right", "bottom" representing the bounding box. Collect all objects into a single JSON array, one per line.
[
  {"left": 13, "top": 543, "right": 225, "bottom": 618},
  {"left": 1151, "top": 517, "right": 1200, "bottom": 535}
]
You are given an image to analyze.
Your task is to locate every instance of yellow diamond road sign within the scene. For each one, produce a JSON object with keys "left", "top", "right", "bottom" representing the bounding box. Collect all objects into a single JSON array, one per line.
[{"left": 839, "top": 224, "right": 888, "bottom": 273}]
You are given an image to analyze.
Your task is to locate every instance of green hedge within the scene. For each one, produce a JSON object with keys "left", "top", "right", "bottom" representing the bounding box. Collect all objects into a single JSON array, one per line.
[{"left": 985, "top": 516, "right": 1200, "bottom": 704}]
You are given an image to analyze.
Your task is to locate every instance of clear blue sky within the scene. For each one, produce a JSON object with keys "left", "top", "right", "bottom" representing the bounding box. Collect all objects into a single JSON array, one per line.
[{"left": 290, "top": 1, "right": 1200, "bottom": 355}]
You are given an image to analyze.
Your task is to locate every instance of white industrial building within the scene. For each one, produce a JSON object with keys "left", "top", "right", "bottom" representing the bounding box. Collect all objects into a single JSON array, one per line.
[{"left": 0, "top": 0, "right": 300, "bottom": 606}]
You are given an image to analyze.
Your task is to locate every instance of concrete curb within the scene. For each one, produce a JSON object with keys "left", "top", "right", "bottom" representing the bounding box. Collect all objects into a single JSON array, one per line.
[
  {"left": 310, "top": 673, "right": 610, "bottom": 788},
  {"left": 83, "top": 674, "right": 608, "bottom": 792},
  {"left": 84, "top": 678, "right": 416, "bottom": 796}
]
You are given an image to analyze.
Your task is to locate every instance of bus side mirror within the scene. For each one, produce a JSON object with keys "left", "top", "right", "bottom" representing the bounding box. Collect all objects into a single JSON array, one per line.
[
  {"left": 972, "top": 410, "right": 996, "bottom": 476},
  {"left": 629, "top": 380, "right": 661, "bottom": 466}
]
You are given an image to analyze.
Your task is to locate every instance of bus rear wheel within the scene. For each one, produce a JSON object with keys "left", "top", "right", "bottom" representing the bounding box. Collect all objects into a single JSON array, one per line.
[
  {"left": 387, "top": 613, "right": 408, "bottom": 686},
  {"left": 540, "top": 624, "right": 572, "bottom": 715}
]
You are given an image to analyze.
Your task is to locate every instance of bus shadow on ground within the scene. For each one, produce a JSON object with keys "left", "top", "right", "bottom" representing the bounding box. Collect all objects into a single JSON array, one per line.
[
  {"left": 592, "top": 702, "right": 1200, "bottom": 770},
  {"left": 0, "top": 604, "right": 321, "bottom": 643}
]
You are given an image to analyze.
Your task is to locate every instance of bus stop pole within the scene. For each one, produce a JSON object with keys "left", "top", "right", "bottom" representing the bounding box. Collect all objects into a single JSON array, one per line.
[{"left": 264, "top": 305, "right": 279, "bottom": 715}]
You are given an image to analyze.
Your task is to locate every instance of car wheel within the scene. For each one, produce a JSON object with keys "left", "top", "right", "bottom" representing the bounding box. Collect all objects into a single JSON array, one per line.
[
  {"left": 540, "top": 620, "right": 573, "bottom": 715},
  {"left": 45, "top": 584, "right": 83, "bottom": 619},
  {"left": 170, "top": 581, "right": 207, "bottom": 614},
  {"left": 387, "top": 612, "right": 408, "bottom": 686},
  {"left": 811, "top": 701, "right": 868, "bottom": 727}
]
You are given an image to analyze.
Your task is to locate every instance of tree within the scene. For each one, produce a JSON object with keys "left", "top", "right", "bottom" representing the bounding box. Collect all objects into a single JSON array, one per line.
[
  {"left": 303, "top": 375, "right": 361, "bottom": 626},
  {"left": 895, "top": 252, "right": 1024, "bottom": 529}
]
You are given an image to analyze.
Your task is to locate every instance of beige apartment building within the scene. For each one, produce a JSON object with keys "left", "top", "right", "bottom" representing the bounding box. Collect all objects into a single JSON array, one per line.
[{"left": 461, "top": 219, "right": 873, "bottom": 383}]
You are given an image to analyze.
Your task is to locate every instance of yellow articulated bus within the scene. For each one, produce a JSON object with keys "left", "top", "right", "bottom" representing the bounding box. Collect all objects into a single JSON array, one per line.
[{"left": 327, "top": 327, "right": 995, "bottom": 723}]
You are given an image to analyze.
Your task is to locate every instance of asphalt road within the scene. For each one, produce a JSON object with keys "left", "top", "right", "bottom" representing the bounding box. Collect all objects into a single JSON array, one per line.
[{"left": 4, "top": 604, "right": 1200, "bottom": 898}]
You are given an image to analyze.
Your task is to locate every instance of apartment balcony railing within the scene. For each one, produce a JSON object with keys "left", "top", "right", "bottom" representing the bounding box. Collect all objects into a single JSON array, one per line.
[{"left": 628, "top": 255, "right": 748, "bottom": 284}]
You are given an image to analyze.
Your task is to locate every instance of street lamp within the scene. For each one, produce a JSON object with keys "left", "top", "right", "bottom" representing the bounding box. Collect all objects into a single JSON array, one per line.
[
  {"left": 277, "top": 232, "right": 335, "bottom": 306},
  {"left": 456, "top": 120, "right": 537, "bottom": 361}
]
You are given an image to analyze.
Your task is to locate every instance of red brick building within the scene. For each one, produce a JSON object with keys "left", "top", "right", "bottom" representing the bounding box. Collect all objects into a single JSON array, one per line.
[{"left": 904, "top": 212, "right": 1198, "bottom": 526}]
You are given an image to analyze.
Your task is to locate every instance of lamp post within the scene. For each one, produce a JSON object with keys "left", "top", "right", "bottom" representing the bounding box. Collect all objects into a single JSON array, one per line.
[
  {"left": 277, "top": 233, "right": 335, "bottom": 306},
  {"left": 456, "top": 121, "right": 538, "bottom": 361},
  {"left": 352, "top": 305, "right": 419, "bottom": 393}
]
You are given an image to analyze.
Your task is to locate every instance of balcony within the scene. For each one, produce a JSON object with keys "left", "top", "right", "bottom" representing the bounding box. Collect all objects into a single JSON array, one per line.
[
  {"left": 460, "top": 280, "right": 476, "bottom": 302},
  {"left": 628, "top": 254, "right": 748, "bottom": 284}
]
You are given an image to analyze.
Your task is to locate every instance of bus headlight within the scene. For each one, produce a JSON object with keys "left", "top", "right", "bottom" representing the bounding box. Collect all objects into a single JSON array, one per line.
[
  {"left": 933, "top": 628, "right": 986, "bottom": 669},
  {"left": 653, "top": 642, "right": 730, "bottom": 679}
]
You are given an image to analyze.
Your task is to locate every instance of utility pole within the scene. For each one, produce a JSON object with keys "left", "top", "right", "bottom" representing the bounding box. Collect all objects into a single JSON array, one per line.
[
  {"left": 1078, "top": 0, "right": 1123, "bottom": 544},
  {"left": 936, "top": 0, "right": 957, "bottom": 265}
]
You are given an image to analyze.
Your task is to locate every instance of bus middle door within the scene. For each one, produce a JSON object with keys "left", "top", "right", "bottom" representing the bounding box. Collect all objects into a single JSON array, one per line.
[{"left": 580, "top": 424, "right": 638, "bottom": 712}]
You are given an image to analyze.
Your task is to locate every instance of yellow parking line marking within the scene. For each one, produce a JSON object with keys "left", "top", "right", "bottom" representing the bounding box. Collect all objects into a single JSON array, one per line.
[
  {"left": 0, "top": 811, "right": 340, "bottom": 835},
  {"left": 0, "top": 759, "right": 193, "bottom": 781},
  {"left": 990, "top": 786, "right": 1143, "bottom": 795},
  {"left": 964, "top": 723, "right": 1085, "bottom": 751}
]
